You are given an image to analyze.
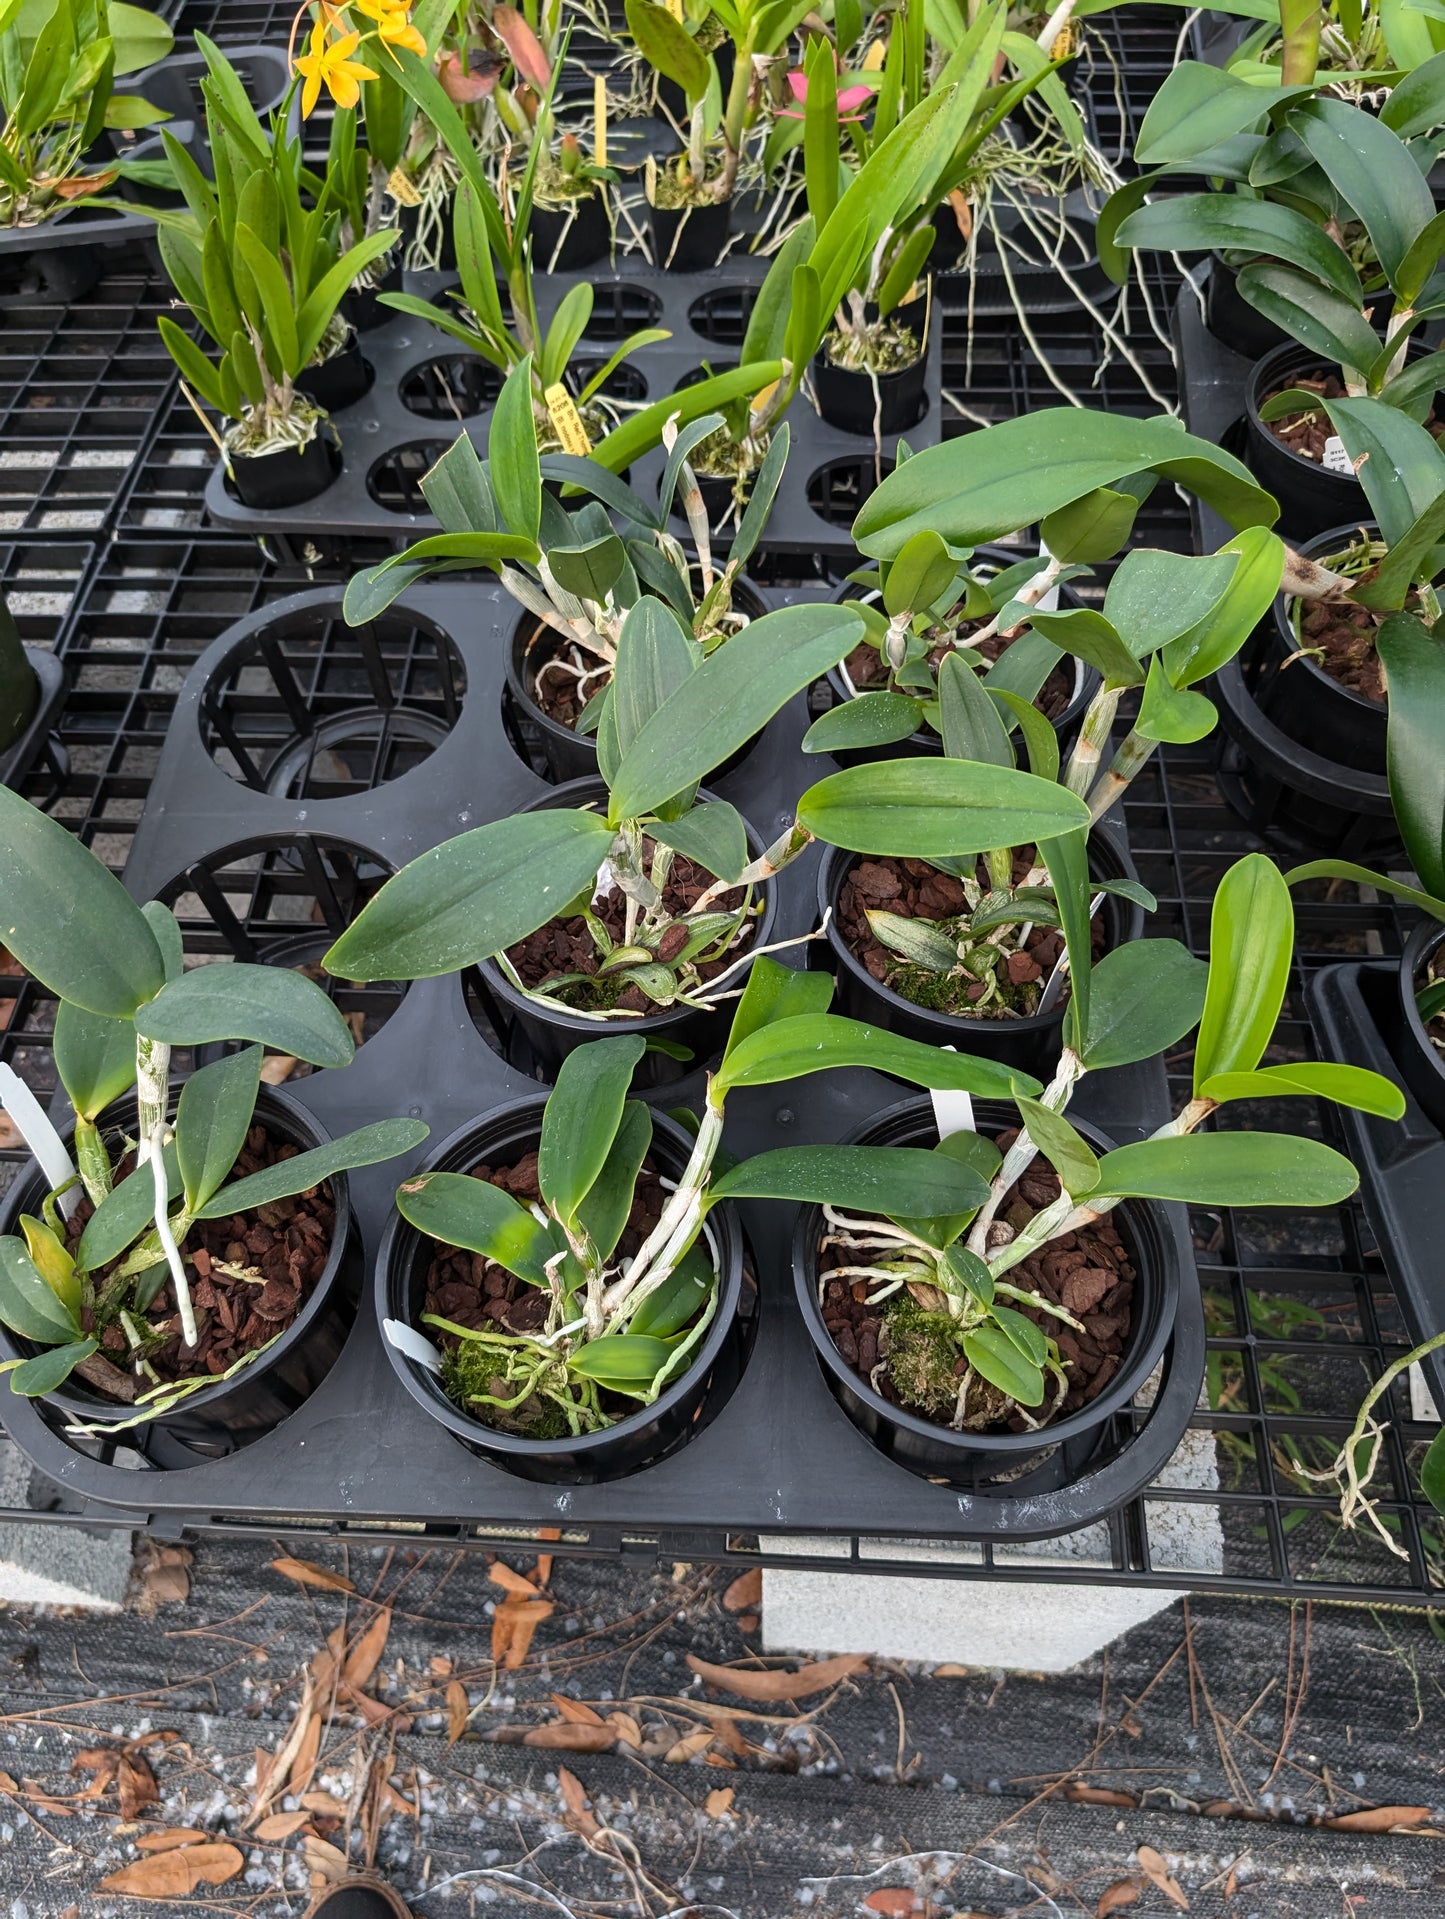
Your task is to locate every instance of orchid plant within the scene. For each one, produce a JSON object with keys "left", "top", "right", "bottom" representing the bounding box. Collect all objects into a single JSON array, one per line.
[{"left": 0, "top": 787, "right": 425, "bottom": 1423}]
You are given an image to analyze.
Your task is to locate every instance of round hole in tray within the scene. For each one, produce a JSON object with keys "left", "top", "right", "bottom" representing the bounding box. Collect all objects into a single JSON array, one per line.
[
  {"left": 366, "top": 439, "right": 455, "bottom": 514},
  {"left": 807, "top": 453, "right": 897, "bottom": 528},
  {"left": 581, "top": 282, "right": 664, "bottom": 340},
  {"left": 155, "top": 833, "right": 408, "bottom": 1070},
  {"left": 687, "top": 285, "right": 759, "bottom": 345},
  {"left": 198, "top": 602, "right": 467, "bottom": 799},
  {"left": 571, "top": 356, "right": 648, "bottom": 403},
  {"left": 399, "top": 355, "right": 503, "bottom": 420}
]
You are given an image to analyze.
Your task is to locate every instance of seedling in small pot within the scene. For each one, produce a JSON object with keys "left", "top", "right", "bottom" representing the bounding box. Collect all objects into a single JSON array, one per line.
[
  {"left": 0, "top": 0, "right": 174, "bottom": 230},
  {"left": 798, "top": 412, "right": 1288, "bottom": 1022},
  {"left": 1102, "top": 67, "right": 1445, "bottom": 438},
  {"left": 0, "top": 788, "right": 426, "bottom": 1424},
  {"left": 808, "top": 853, "right": 1398, "bottom": 1430},
  {"left": 344, "top": 358, "right": 790, "bottom": 734},
  {"left": 398, "top": 955, "right": 1038, "bottom": 1436},
  {"left": 141, "top": 36, "right": 399, "bottom": 472}
]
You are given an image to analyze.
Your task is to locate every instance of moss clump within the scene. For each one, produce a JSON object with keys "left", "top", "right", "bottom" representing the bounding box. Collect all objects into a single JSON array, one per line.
[
  {"left": 882, "top": 1297, "right": 963, "bottom": 1418},
  {"left": 441, "top": 1343, "right": 573, "bottom": 1440}
]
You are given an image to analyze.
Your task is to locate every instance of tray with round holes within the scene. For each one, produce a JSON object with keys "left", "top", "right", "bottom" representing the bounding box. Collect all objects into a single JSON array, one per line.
[
  {"left": 199, "top": 261, "right": 946, "bottom": 554},
  {"left": 0, "top": 579, "right": 1203, "bottom": 1548}
]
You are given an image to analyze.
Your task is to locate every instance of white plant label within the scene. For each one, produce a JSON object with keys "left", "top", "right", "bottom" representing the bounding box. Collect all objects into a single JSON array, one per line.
[
  {"left": 1322, "top": 434, "right": 1352, "bottom": 474},
  {"left": 383, "top": 1318, "right": 444, "bottom": 1375},
  {"left": 930, "top": 1047, "right": 975, "bottom": 1139},
  {"left": 0, "top": 1064, "right": 81, "bottom": 1217}
]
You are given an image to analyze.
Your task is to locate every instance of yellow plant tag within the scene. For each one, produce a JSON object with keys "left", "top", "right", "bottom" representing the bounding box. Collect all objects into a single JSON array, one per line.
[
  {"left": 750, "top": 376, "right": 780, "bottom": 417},
  {"left": 862, "top": 37, "right": 887, "bottom": 70},
  {"left": 386, "top": 165, "right": 422, "bottom": 208},
  {"left": 665, "top": 0, "right": 684, "bottom": 18},
  {"left": 545, "top": 383, "right": 592, "bottom": 455},
  {"left": 594, "top": 73, "right": 607, "bottom": 168}
]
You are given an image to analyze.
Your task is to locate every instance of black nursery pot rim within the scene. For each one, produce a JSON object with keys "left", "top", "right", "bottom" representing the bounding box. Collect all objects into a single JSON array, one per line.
[
  {"left": 816, "top": 836, "right": 1140, "bottom": 1045},
  {"left": 375, "top": 1097, "right": 744, "bottom": 1464},
  {"left": 1401, "top": 920, "right": 1445, "bottom": 1099},
  {"left": 477, "top": 775, "right": 777, "bottom": 1041},
  {"left": 792, "top": 1095, "right": 1175, "bottom": 1456},
  {"left": 0, "top": 1083, "right": 349, "bottom": 1432},
  {"left": 1245, "top": 339, "right": 1397, "bottom": 485},
  {"left": 1270, "top": 517, "right": 1390, "bottom": 717}
]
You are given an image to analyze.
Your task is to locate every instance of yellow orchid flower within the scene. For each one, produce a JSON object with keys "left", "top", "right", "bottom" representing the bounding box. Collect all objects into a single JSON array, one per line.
[
  {"left": 352, "top": 0, "right": 427, "bottom": 57},
  {"left": 295, "top": 21, "right": 380, "bottom": 116}
]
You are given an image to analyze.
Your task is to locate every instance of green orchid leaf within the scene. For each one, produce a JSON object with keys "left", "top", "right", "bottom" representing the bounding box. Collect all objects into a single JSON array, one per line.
[
  {"left": 1288, "top": 93, "right": 1435, "bottom": 287},
  {"left": 1201, "top": 1063, "right": 1406, "bottom": 1118},
  {"left": 1091, "top": 1132, "right": 1360, "bottom": 1207},
  {"left": 323, "top": 811, "right": 616, "bottom": 981},
  {"left": 722, "top": 955, "right": 835, "bottom": 1065},
  {"left": 576, "top": 1099, "right": 652, "bottom": 1263},
  {"left": 567, "top": 1333, "right": 677, "bottom": 1389},
  {"left": 539, "top": 1036, "right": 646, "bottom": 1229},
  {"left": 1027, "top": 606, "right": 1145, "bottom": 689},
  {"left": 797, "top": 759, "right": 1090, "bottom": 859},
  {"left": 0, "top": 786, "right": 164, "bottom": 1019},
  {"left": 1193, "top": 853, "right": 1294, "bottom": 1092},
  {"left": 199, "top": 1119, "right": 429, "bottom": 1220},
  {"left": 884, "top": 530, "right": 960, "bottom": 618},
  {"left": 77, "top": 1141, "right": 179, "bottom": 1275},
  {"left": 647, "top": 802, "right": 750, "bottom": 884},
  {"left": 1073, "top": 938, "right": 1209, "bottom": 1070},
  {"left": 0, "top": 1236, "right": 82, "bottom": 1345},
  {"left": 612, "top": 595, "right": 699, "bottom": 761},
  {"left": 963, "top": 1321, "right": 1045, "bottom": 1405},
  {"left": 708, "top": 1143, "right": 991, "bottom": 1217},
  {"left": 938, "top": 650, "right": 1014, "bottom": 767},
  {"left": 1234, "top": 263, "right": 1383, "bottom": 380},
  {"left": 395, "top": 1166, "right": 555, "bottom": 1285},
  {"left": 4, "top": 1338, "right": 98, "bottom": 1396},
  {"left": 714, "top": 1013, "right": 1041, "bottom": 1099},
  {"left": 610, "top": 604, "right": 864, "bottom": 822},
  {"left": 176, "top": 1044, "right": 262, "bottom": 1216},
  {"left": 547, "top": 535, "right": 626, "bottom": 606},
  {"left": 1017, "top": 1096, "right": 1100, "bottom": 1198},
  {"left": 19, "top": 1215, "right": 78, "bottom": 1317},
  {"left": 136, "top": 963, "right": 355, "bottom": 1068},
  {"left": 1101, "top": 547, "right": 1240, "bottom": 656},
  {"left": 1421, "top": 1426, "right": 1445, "bottom": 1515},
  {"left": 1322, "top": 396, "right": 1445, "bottom": 551},
  {"left": 940, "top": 1243, "right": 994, "bottom": 1304},
  {"left": 991, "top": 1302, "right": 1049, "bottom": 1366},
  {"left": 1114, "top": 192, "right": 1362, "bottom": 303},
  {"left": 628, "top": 1242, "right": 714, "bottom": 1339},
  {"left": 1038, "top": 484, "right": 1141, "bottom": 564},
  {"left": 1379, "top": 611, "right": 1445, "bottom": 899},
  {"left": 1040, "top": 827, "right": 1092, "bottom": 1044},
  {"left": 802, "top": 691, "right": 923, "bottom": 753},
  {"left": 488, "top": 355, "right": 541, "bottom": 544},
  {"left": 1134, "top": 656, "right": 1218, "bottom": 744},
  {"left": 52, "top": 1001, "right": 137, "bottom": 1123}
]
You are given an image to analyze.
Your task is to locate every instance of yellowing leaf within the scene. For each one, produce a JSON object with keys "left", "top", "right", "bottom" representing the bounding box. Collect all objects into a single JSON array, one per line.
[
  {"left": 270, "top": 1557, "right": 355, "bottom": 1594},
  {"left": 100, "top": 1843, "right": 244, "bottom": 1895}
]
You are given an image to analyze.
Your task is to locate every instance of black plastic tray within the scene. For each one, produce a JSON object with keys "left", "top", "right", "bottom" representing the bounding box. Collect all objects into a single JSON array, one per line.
[
  {"left": 0, "top": 577, "right": 1204, "bottom": 1549},
  {"left": 199, "top": 260, "right": 946, "bottom": 553},
  {"left": 1307, "top": 960, "right": 1445, "bottom": 1412}
]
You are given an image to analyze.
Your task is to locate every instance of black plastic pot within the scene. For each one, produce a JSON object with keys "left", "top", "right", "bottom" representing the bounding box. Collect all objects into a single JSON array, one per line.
[
  {"left": 474, "top": 776, "right": 776, "bottom": 1080},
  {"left": 505, "top": 577, "right": 769, "bottom": 785},
  {"left": 30, "top": 243, "right": 103, "bottom": 302},
  {"left": 532, "top": 188, "right": 611, "bottom": 271},
  {"left": 1243, "top": 340, "right": 1403, "bottom": 538},
  {"left": 815, "top": 828, "right": 1145, "bottom": 1078},
  {"left": 1398, "top": 923, "right": 1445, "bottom": 1135},
  {"left": 228, "top": 425, "right": 341, "bottom": 511},
  {"left": 0, "top": 603, "right": 40, "bottom": 754},
  {"left": 295, "top": 333, "right": 374, "bottom": 412},
  {"left": 821, "top": 551, "right": 1094, "bottom": 770},
  {"left": 0, "top": 1085, "right": 359, "bottom": 1460},
  {"left": 1205, "top": 253, "right": 1289, "bottom": 360},
  {"left": 792, "top": 1097, "right": 1181, "bottom": 1487},
  {"left": 377, "top": 1099, "right": 750, "bottom": 1482},
  {"left": 657, "top": 41, "right": 735, "bottom": 124},
  {"left": 814, "top": 331, "right": 929, "bottom": 434},
  {"left": 650, "top": 195, "right": 732, "bottom": 271},
  {"left": 1256, "top": 521, "right": 1388, "bottom": 777}
]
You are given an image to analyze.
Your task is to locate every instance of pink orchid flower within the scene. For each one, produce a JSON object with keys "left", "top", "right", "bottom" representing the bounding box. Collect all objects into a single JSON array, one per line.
[{"left": 779, "top": 69, "right": 875, "bottom": 120}]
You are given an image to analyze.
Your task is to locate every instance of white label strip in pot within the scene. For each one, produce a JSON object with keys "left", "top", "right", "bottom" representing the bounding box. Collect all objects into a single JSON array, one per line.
[
  {"left": 384, "top": 1317, "right": 444, "bottom": 1375},
  {"left": 0, "top": 1064, "right": 81, "bottom": 1218},
  {"left": 930, "top": 1047, "right": 975, "bottom": 1140}
]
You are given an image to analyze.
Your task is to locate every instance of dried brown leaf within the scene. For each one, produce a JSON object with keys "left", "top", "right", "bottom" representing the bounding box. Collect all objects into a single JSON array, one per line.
[
  {"left": 99, "top": 1843, "right": 244, "bottom": 1895},
  {"left": 703, "top": 1752, "right": 737, "bottom": 1769},
  {"left": 722, "top": 1568, "right": 762, "bottom": 1612},
  {"left": 290, "top": 1709, "right": 322, "bottom": 1798},
  {"left": 1323, "top": 1805, "right": 1433, "bottom": 1832},
  {"left": 1065, "top": 1784, "right": 1138, "bottom": 1808},
  {"left": 301, "top": 1834, "right": 349, "bottom": 1882},
  {"left": 429, "top": 1654, "right": 452, "bottom": 1677},
  {"left": 489, "top": 1561, "right": 540, "bottom": 1598},
  {"left": 551, "top": 1693, "right": 605, "bottom": 1726},
  {"left": 260, "top": 1055, "right": 299, "bottom": 1085},
  {"left": 685, "top": 1652, "right": 868, "bottom": 1702},
  {"left": 704, "top": 1787, "right": 735, "bottom": 1818},
  {"left": 558, "top": 1766, "right": 601, "bottom": 1841},
  {"left": 446, "top": 1679, "right": 470, "bottom": 1745},
  {"left": 299, "top": 1791, "right": 347, "bottom": 1816},
  {"left": 606, "top": 1711, "right": 642, "bottom": 1747},
  {"left": 134, "top": 1829, "right": 208, "bottom": 1853},
  {"left": 1095, "top": 1881, "right": 1141, "bottom": 1917},
  {"left": 1136, "top": 1845, "right": 1188, "bottom": 1909},
  {"left": 247, "top": 1678, "right": 314, "bottom": 1825},
  {"left": 117, "top": 1753, "right": 159, "bottom": 1821},
  {"left": 535, "top": 1554, "right": 554, "bottom": 1587},
  {"left": 271, "top": 1556, "right": 354, "bottom": 1595},
  {"left": 493, "top": 1597, "right": 553, "bottom": 1670},
  {"left": 0, "top": 1771, "right": 16, "bottom": 1793},
  {"left": 520, "top": 1723, "right": 615, "bottom": 1752},
  {"left": 863, "top": 1894, "right": 918, "bottom": 1916},
  {"left": 342, "top": 1607, "right": 392, "bottom": 1692},
  {"left": 255, "top": 1811, "right": 312, "bottom": 1840},
  {"left": 933, "top": 1663, "right": 970, "bottom": 1677},
  {"left": 664, "top": 1728, "right": 714, "bottom": 1763}
]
